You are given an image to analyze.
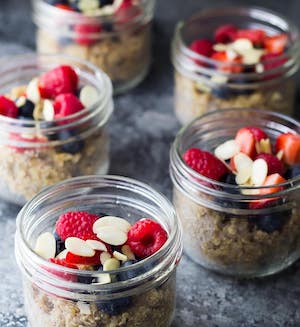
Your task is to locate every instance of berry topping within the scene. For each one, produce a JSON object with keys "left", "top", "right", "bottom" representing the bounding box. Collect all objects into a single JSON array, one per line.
[
  {"left": 255, "top": 153, "right": 284, "bottom": 176},
  {"left": 211, "top": 51, "right": 243, "bottom": 73},
  {"left": 235, "top": 29, "right": 266, "bottom": 46},
  {"left": 74, "top": 23, "right": 102, "bottom": 46},
  {"left": 235, "top": 127, "right": 256, "bottom": 158},
  {"left": 183, "top": 148, "right": 228, "bottom": 180},
  {"left": 55, "top": 3, "right": 74, "bottom": 10},
  {"left": 261, "top": 53, "right": 287, "bottom": 71},
  {"left": 0, "top": 96, "right": 18, "bottom": 118},
  {"left": 39, "top": 65, "right": 78, "bottom": 99},
  {"left": 245, "top": 126, "right": 268, "bottom": 141},
  {"left": 55, "top": 211, "right": 99, "bottom": 241},
  {"left": 263, "top": 34, "right": 288, "bottom": 54},
  {"left": 53, "top": 93, "right": 84, "bottom": 118},
  {"left": 127, "top": 219, "right": 168, "bottom": 259},
  {"left": 259, "top": 173, "right": 287, "bottom": 195},
  {"left": 189, "top": 39, "right": 214, "bottom": 58},
  {"left": 48, "top": 258, "right": 78, "bottom": 281},
  {"left": 66, "top": 250, "right": 101, "bottom": 265},
  {"left": 115, "top": 0, "right": 141, "bottom": 24},
  {"left": 214, "top": 24, "right": 237, "bottom": 44},
  {"left": 276, "top": 132, "right": 300, "bottom": 165}
]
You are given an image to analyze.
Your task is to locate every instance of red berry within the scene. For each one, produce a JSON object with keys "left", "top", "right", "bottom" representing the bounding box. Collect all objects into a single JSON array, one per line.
[
  {"left": 66, "top": 251, "right": 101, "bottom": 265},
  {"left": 245, "top": 126, "right": 268, "bottom": 141},
  {"left": 235, "top": 29, "right": 266, "bottom": 46},
  {"left": 211, "top": 51, "right": 243, "bottom": 73},
  {"left": 48, "top": 258, "right": 78, "bottom": 281},
  {"left": 261, "top": 53, "right": 287, "bottom": 71},
  {"left": 127, "top": 219, "right": 168, "bottom": 259},
  {"left": 214, "top": 24, "right": 237, "bottom": 44},
  {"left": 53, "top": 93, "right": 84, "bottom": 118},
  {"left": 276, "top": 132, "right": 300, "bottom": 165},
  {"left": 74, "top": 23, "right": 102, "bottom": 46},
  {"left": 235, "top": 128, "right": 256, "bottom": 158},
  {"left": 264, "top": 34, "right": 288, "bottom": 54},
  {"left": 115, "top": 0, "right": 141, "bottom": 24},
  {"left": 190, "top": 39, "right": 214, "bottom": 57},
  {"left": 183, "top": 148, "right": 228, "bottom": 181},
  {"left": 39, "top": 65, "right": 78, "bottom": 99},
  {"left": 256, "top": 153, "right": 284, "bottom": 176},
  {"left": 55, "top": 4, "right": 75, "bottom": 11},
  {"left": 0, "top": 96, "right": 18, "bottom": 118},
  {"left": 55, "top": 211, "right": 99, "bottom": 241}
]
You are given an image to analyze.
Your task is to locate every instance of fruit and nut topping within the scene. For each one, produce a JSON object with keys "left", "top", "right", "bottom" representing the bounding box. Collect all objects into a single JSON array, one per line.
[{"left": 34, "top": 211, "right": 168, "bottom": 282}]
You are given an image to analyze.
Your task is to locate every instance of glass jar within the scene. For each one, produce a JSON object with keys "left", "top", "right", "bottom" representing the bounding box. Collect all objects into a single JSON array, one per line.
[
  {"left": 170, "top": 108, "right": 300, "bottom": 277},
  {"left": 32, "top": 0, "right": 155, "bottom": 94},
  {"left": 15, "top": 175, "right": 182, "bottom": 327},
  {"left": 171, "top": 7, "right": 300, "bottom": 125},
  {"left": 0, "top": 54, "right": 113, "bottom": 206}
]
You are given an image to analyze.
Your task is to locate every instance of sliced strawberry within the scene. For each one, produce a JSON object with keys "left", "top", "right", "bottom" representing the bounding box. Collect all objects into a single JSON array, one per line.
[
  {"left": 0, "top": 96, "right": 18, "bottom": 118},
  {"left": 259, "top": 173, "right": 287, "bottom": 195},
  {"left": 214, "top": 24, "right": 237, "bottom": 44},
  {"left": 235, "top": 127, "right": 256, "bottom": 158},
  {"left": 235, "top": 29, "right": 266, "bottom": 46},
  {"left": 48, "top": 258, "right": 78, "bottom": 281},
  {"left": 74, "top": 23, "right": 102, "bottom": 46},
  {"left": 53, "top": 93, "right": 84, "bottom": 118},
  {"left": 261, "top": 53, "right": 287, "bottom": 71},
  {"left": 256, "top": 153, "right": 284, "bottom": 176},
  {"left": 245, "top": 126, "right": 268, "bottom": 142},
  {"left": 66, "top": 251, "right": 101, "bottom": 266},
  {"left": 55, "top": 4, "right": 75, "bottom": 11},
  {"left": 211, "top": 51, "right": 243, "bottom": 73},
  {"left": 276, "top": 132, "right": 300, "bottom": 165},
  {"left": 264, "top": 34, "right": 288, "bottom": 54}
]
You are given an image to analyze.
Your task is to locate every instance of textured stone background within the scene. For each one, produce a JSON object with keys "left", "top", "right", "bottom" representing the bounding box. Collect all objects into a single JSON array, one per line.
[{"left": 1, "top": 0, "right": 300, "bottom": 326}]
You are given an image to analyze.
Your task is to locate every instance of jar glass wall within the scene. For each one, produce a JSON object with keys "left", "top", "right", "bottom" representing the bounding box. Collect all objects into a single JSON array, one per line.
[
  {"left": 15, "top": 175, "right": 182, "bottom": 327},
  {"left": 32, "top": 0, "right": 156, "bottom": 94},
  {"left": 172, "top": 7, "right": 300, "bottom": 125},
  {"left": 170, "top": 109, "right": 300, "bottom": 277},
  {"left": 0, "top": 54, "right": 113, "bottom": 205}
]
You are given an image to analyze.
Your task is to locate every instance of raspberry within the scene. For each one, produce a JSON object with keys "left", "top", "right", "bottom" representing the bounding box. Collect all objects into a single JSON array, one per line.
[
  {"left": 214, "top": 24, "right": 237, "bottom": 44},
  {"left": 256, "top": 153, "right": 284, "bottom": 176},
  {"left": 183, "top": 148, "right": 228, "bottom": 181},
  {"left": 0, "top": 96, "right": 18, "bottom": 118},
  {"left": 48, "top": 258, "right": 78, "bottom": 281},
  {"left": 53, "top": 93, "right": 84, "bottom": 118},
  {"left": 189, "top": 39, "right": 214, "bottom": 57},
  {"left": 127, "top": 219, "right": 168, "bottom": 259},
  {"left": 74, "top": 23, "right": 102, "bottom": 46},
  {"left": 55, "top": 211, "right": 99, "bottom": 241},
  {"left": 245, "top": 126, "right": 268, "bottom": 141},
  {"left": 39, "top": 65, "right": 78, "bottom": 99},
  {"left": 66, "top": 251, "right": 101, "bottom": 265}
]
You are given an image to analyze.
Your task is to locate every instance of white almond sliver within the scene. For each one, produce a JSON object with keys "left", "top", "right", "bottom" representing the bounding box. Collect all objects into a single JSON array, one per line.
[
  {"left": 16, "top": 96, "right": 27, "bottom": 107},
  {"left": 121, "top": 245, "right": 135, "bottom": 261},
  {"left": 234, "top": 153, "right": 253, "bottom": 185},
  {"left": 100, "top": 252, "right": 112, "bottom": 265},
  {"left": 96, "top": 273, "right": 111, "bottom": 285},
  {"left": 43, "top": 99, "right": 55, "bottom": 121},
  {"left": 276, "top": 150, "right": 284, "bottom": 160},
  {"left": 35, "top": 232, "right": 56, "bottom": 259},
  {"left": 214, "top": 140, "right": 240, "bottom": 160},
  {"left": 93, "top": 216, "right": 131, "bottom": 234},
  {"left": 26, "top": 78, "right": 40, "bottom": 104},
  {"left": 103, "top": 258, "right": 120, "bottom": 271},
  {"left": 85, "top": 239, "right": 107, "bottom": 252},
  {"left": 79, "top": 85, "right": 99, "bottom": 108},
  {"left": 231, "top": 38, "right": 253, "bottom": 53},
  {"left": 251, "top": 159, "right": 268, "bottom": 186},
  {"left": 65, "top": 237, "right": 95, "bottom": 257},
  {"left": 113, "top": 251, "right": 127, "bottom": 262},
  {"left": 97, "top": 227, "right": 127, "bottom": 246},
  {"left": 235, "top": 168, "right": 252, "bottom": 185},
  {"left": 56, "top": 249, "right": 68, "bottom": 259}
]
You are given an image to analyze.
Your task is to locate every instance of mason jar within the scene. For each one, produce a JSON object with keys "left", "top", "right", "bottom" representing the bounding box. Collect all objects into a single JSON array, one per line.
[
  {"left": 32, "top": 0, "right": 156, "bottom": 94},
  {"left": 0, "top": 54, "right": 113, "bottom": 205},
  {"left": 15, "top": 175, "right": 182, "bottom": 327},
  {"left": 170, "top": 108, "right": 300, "bottom": 277},
  {"left": 171, "top": 7, "right": 300, "bottom": 125}
]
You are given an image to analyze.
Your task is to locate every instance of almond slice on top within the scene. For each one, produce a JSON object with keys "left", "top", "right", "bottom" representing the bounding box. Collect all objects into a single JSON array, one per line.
[{"left": 65, "top": 237, "right": 95, "bottom": 257}]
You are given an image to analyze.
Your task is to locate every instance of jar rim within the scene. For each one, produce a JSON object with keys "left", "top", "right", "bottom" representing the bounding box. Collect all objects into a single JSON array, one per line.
[
  {"left": 15, "top": 175, "right": 182, "bottom": 298},
  {"left": 170, "top": 108, "right": 300, "bottom": 200},
  {"left": 0, "top": 53, "right": 113, "bottom": 143},
  {"left": 172, "top": 6, "right": 300, "bottom": 84}
]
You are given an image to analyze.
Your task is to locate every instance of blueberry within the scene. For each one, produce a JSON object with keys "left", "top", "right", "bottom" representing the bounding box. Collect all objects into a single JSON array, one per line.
[
  {"left": 211, "top": 86, "right": 232, "bottom": 100},
  {"left": 118, "top": 260, "right": 139, "bottom": 281},
  {"left": 221, "top": 173, "right": 237, "bottom": 185},
  {"left": 54, "top": 232, "right": 65, "bottom": 256},
  {"left": 285, "top": 164, "right": 300, "bottom": 179},
  {"left": 253, "top": 211, "right": 291, "bottom": 233},
  {"left": 97, "top": 297, "right": 131, "bottom": 316},
  {"left": 69, "top": 1, "right": 80, "bottom": 11},
  {"left": 99, "top": 0, "right": 114, "bottom": 7},
  {"left": 102, "top": 21, "right": 114, "bottom": 32},
  {"left": 58, "top": 129, "right": 84, "bottom": 154},
  {"left": 45, "top": 0, "right": 67, "bottom": 5},
  {"left": 18, "top": 99, "right": 35, "bottom": 119}
]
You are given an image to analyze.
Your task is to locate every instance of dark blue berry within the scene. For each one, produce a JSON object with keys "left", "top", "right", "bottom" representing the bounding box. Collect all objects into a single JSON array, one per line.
[
  {"left": 211, "top": 86, "right": 232, "bottom": 100},
  {"left": 99, "top": 0, "right": 114, "bottom": 7},
  {"left": 45, "top": 0, "right": 68, "bottom": 5},
  {"left": 221, "top": 173, "right": 237, "bottom": 185},
  {"left": 54, "top": 232, "right": 65, "bottom": 256},
  {"left": 18, "top": 99, "right": 35, "bottom": 119},
  {"left": 118, "top": 260, "right": 139, "bottom": 281},
  {"left": 102, "top": 21, "right": 114, "bottom": 32},
  {"left": 285, "top": 164, "right": 300, "bottom": 180},
  {"left": 253, "top": 211, "right": 290, "bottom": 233},
  {"left": 58, "top": 129, "right": 84, "bottom": 154},
  {"left": 97, "top": 297, "right": 131, "bottom": 316}
]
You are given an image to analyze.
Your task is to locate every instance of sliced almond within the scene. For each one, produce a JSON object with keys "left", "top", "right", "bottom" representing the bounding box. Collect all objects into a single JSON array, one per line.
[
  {"left": 121, "top": 245, "right": 136, "bottom": 261},
  {"left": 255, "top": 63, "right": 264, "bottom": 73},
  {"left": 251, "top": 158, "right": 268, "bottom": 186},
  {"left": 56, "top": 249, "right": 68, "bottom": 259},
  {"left": 43, "top": 99, "right": 55, "bottom": 121},
  {"left": 100, "top": 252, "right": 112, "bottom": 265},
  {"left": 234, "top": 153, "right": 253, "bottom": 185},
  {"left": 96, "top": 273, "right": 111, "bottom": 285},
  {"left": 79, "top": 85, "right": 99, "bottom": 108},
  {"left": 213, "top": 43, "right": 228, "bottom": 52},
  {"left": 93, "top": 216, "right": 131, "bottom": 234},
  {"left": 16, "top": 96, "right": 27, "bottom": 107},
  {"left": 97, "top": 227, "right": 127, "bottom": 246},
  {"left": 259, "top": 138, "right": 272, "bottom": 154},
  {"left": 85, "top": 239, "right": 107, "bottom": 252},
  {"left": 26, "top": 78, "right": 40, "bottom": 104},
  {"left": 65, "top": 237, "right": 95, "bottom": 257},
  {"left": 214, "top": 140, "right": 240, "bottom": 161},
  {"left": 243, "top": 49, "right": 265, "bottom": 65},
  {"left": 113, "top": 251, "right": 127, "bottom": 262},
  {"left": 231, "top": 38, "right": 253, "bottom": 53},
  {"left": 276, "top": 150, "right": 284, "bottom": 160},
  {"left": 35, "top": 232, "right": 56, "bottom": 259},
  {"left": 103, "top": 258, "right": 120, "bottom": 271}
]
